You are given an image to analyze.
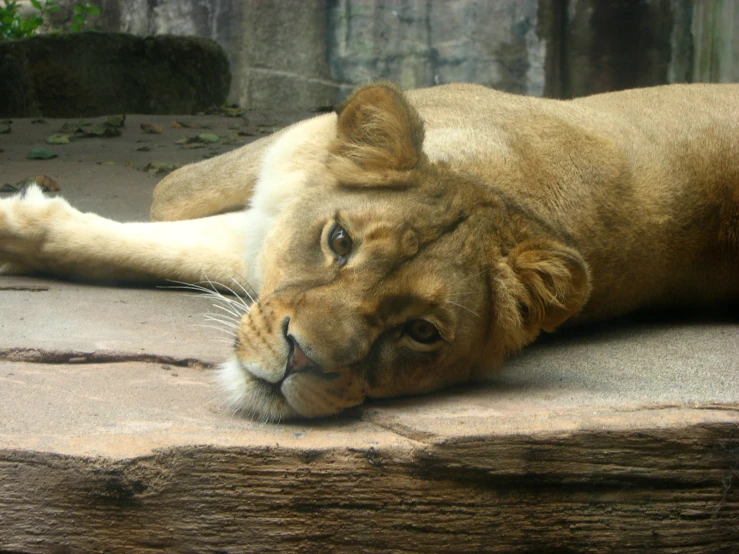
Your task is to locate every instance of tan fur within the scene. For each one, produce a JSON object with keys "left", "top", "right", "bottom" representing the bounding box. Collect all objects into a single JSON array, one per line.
[{"left": 2, "top": 82, "right": 737, "bottom": 421}]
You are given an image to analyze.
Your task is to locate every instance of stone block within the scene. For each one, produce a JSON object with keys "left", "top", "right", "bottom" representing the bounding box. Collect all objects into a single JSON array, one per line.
[
  {"left": 564, "top": 0, "right": 693, "bottom": 98},
  {"left": 0, "top": 32, "right": 230, "bottom": 117},
  {"left": 328, "top": 0, "right": 549, "bottom": 97},
  {"left": 235, "top": 0, "right": 340, "bottom": 110},
  {"left": 692, "top": 0, "right": 739, "bottom": 82},
  {"left": 13, "top": 1, "right": 735, "bottom": 111}
]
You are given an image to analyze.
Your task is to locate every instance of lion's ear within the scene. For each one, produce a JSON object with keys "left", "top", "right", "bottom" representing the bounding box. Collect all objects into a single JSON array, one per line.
[
  {"left": 334, "top": 82, "right": 425, "bottom": 172},
  {"left": 507, "top": 240, "right": 591, "bottom": 333}
]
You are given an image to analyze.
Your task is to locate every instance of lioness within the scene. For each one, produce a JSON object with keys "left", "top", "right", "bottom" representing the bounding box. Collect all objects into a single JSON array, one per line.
[{"left": 1, "top": 83, "right": 738, "bottom": 421}]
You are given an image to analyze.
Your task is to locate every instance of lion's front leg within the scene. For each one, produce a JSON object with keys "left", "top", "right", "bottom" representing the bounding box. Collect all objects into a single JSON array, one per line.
[{"left": 0, "top": 186, "right": 251, "bottom": 288}]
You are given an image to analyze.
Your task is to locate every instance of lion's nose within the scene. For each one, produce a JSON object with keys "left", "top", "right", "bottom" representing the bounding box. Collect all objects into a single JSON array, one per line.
[{"left": 285, "top": 335, "right": 322, "bottom": 377}]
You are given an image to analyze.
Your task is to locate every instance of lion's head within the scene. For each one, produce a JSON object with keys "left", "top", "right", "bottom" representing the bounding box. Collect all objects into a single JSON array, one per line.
[{"left": 220, "top": 83, "right": 591, "bottom": 421}]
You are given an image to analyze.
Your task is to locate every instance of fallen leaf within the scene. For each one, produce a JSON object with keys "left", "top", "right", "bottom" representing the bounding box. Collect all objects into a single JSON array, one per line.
[
  {"left": 0, "top": 119, "right": 12, "bottom": 124},
  {"left": 206, "top": 104, "right": 245, "bottom": 117},
  {"left": 140, "top": 123, "right": 163, "bottom": 134},
  {"left": 104, "top": 115, "right": 126, "bottom": 128},
  {"left": 46, "top": 134, "right": 71, "bottom": 145},
  {"left": 78, "top": 125, "right": 121, "bottom": 138},
  {"left": 34, "top": 175, "right": 60, "bottom": 191},
  {"left": 178, "top": 133, "right": 220, "bottom": 147},
  {"left": 171, "top": 120, "right": 189, "bottom": 129},
  {"left": 0, "top": 126, "right": 10, "bottom": 134},
  {"left": 144, "top": 161, "right": 180, "bottom": 176},
  {"left": 0, "top": 183, "right": 18, "bottom": 193},
  {"left": 14, "top": 175, "right": 59, "bottom": 191},
  {"left": 59, "top": 122, "right": 80, "bottom": 133},
  {"left": 31, "top": 118, "right": 47, "bottom": 124},
  {"left": 136, "top": 146, "right": 152, "bottom": 152},
  {"left": 10, "top": 176, "right": 53, "bottom": 193},
  {"left": 197, "top": 133, "right": 220, "bottom": 143},
  {"left": 27, "top": 148, "right": 57, "bottom": 160}
]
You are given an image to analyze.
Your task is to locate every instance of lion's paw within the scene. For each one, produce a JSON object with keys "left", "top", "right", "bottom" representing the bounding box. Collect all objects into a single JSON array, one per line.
[{"left": 0, "top": 184, "right": 75, "bottom": 273}]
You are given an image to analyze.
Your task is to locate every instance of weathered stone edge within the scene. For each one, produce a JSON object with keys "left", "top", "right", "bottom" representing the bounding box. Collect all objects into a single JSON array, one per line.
[{"left": 1, "top": 419, "right": 737, "bottom": 552}]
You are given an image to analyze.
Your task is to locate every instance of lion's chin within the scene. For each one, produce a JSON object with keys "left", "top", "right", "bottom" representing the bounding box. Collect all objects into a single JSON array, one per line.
[
  {"left": 217, "top": 357, "right": 363, "bottom": 422},
  {"left": 217, "top": 358, "right": 299, "bottom": 422}
]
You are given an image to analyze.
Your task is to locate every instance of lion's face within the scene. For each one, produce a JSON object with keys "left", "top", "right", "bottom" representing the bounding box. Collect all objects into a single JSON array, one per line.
[
  {"left": 220, "top": 83, "right": 591, "bottom": 421},
  {"left": 225, "top": 174, "right": 499, "bottom": 420}
]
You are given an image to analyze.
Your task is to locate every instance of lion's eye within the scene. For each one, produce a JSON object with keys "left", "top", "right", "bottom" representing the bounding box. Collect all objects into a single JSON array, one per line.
[
  {"left": 406, "top": 319, "right": 442, "bottom": 344},
  {"left": 328, "top": 223, "right": 353, "bottom": 258}
]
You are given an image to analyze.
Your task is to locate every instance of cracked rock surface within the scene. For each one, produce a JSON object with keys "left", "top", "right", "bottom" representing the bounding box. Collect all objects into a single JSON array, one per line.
[{"left": 1, "top": 114, "right": 738, "bottom": 552}]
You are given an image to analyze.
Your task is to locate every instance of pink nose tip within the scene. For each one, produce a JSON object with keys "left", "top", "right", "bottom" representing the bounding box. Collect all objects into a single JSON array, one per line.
[{"left": 286, "top": 336, "right": 320, "bottom": 374}]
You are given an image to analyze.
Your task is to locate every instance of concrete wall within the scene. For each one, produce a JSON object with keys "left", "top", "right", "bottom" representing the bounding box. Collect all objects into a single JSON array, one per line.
[
  {"left": 327, "top": 0, "right": 548, "bottom": 98},
  {"left": 692, "top": 0, "right": 739, "bottom": 83},
  {"left": 42, "top": 0, "right": 739, "bottom": 110}
]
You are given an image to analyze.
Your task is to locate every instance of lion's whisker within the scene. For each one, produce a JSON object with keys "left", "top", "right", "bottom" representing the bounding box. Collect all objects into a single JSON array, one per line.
[
  {"left": 186, "top": 292, "right": 246, "bottom": 319},
  {"left": 448, "top": 300, "right": 481, "bottom": 318},
  {"left": 204, "top": 314, "right": 241, "bottom": 329},
  {"left": 164, "top": 280, "right": 223, "bottom": 295},
  {"left": 167, "top": 279, "right": 255, "bottom": 314},
  {"left": 189, "top": 295, "right": 250, "bottom": 324},
  {"left": 229, "top": 276, "right": 258, "bottom": 305},
  {"left": 211, "top": 301, "right": 247, "bottom": 320},
  {"left": 206, "top": 276, "right": 255, "bottom": 309},
  {"left": 195, "top": 323, "right": 238, "bottom": 338},
  {"left": 197, "top": 291, "right": 247, "bottom": 312},
  {"left": 455, "top": 269, "right": 488, "bottom": 286},
  {"left": 168, "top": 278, "right": 251, "bottom": 318},
  {"left": 203, "top": 312, "right": 240, "bottom": 327},
  {"left": 204, "top": 322, "right": 240, "bottom": 338},
  {"left": 189, "top": 323, "right": 237, "bottom": 341}
]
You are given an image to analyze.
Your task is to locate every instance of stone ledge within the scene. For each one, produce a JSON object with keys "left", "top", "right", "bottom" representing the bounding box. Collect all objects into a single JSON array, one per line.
[
  {"left": 1, "top": 306, "right": 737, "bottom": 551},
  {"left": 0, "top": 33, "right": 230, "bottom": 117},
  {"left": 1, "top": 397, "right": 737, "bottom": 551}
]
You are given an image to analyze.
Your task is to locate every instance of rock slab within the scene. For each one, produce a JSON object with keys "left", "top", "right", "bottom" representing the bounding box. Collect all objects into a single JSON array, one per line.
[{"left": 0, "top": 32, "right": 231, "bottom": 117}]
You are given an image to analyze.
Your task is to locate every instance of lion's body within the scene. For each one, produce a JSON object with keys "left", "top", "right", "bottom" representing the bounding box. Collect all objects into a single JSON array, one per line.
[
  {"left": 2, "top": 83, "right": 738, "bottom": 420},
  {"left": 422, "top": 84, "right": 739, "bottom": 320},
  {"left": 154, "top": 83, "right": 739, "bottom": 321}
]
